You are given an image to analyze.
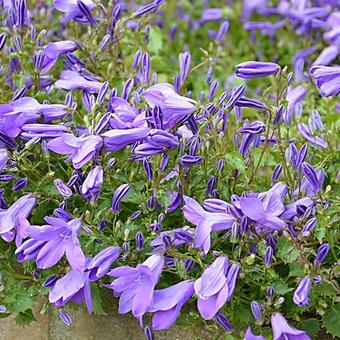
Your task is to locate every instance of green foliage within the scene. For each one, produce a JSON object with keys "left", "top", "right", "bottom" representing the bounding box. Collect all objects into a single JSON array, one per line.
[{"left": 323, "top": 304, "right": 340, "bottom": 338}]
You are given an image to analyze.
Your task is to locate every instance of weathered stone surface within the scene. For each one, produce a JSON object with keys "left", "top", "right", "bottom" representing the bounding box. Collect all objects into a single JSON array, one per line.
[
  {"left": 0, "top": 309, "right": 49, "bottom": 340},
  {"left": 0, "top": 292, "right": 222, "bottom": 340}
]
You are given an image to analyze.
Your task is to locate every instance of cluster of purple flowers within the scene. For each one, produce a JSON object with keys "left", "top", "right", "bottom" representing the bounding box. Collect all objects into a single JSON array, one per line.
[{"left": 0, "top": 0, "right": 338, "bottom": 339}]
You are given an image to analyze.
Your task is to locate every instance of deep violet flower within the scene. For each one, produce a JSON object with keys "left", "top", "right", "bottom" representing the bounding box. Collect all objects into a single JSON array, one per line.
[
  {"left": 55, "top": 70, "right": 103, "bottom": 92},
  {"left": 183, "top": 196, "right": 234, "bottom": 253},
  {"left": 111, "top": 183, "right": 131, "bottom": 213},
  {"left": 47, "top": 133, "right": 103, "bottom": 169},
  {"left": 86, "top": 246, "right": 120, "bottom": 281},
  {"left": 310, "top": 65, "right": 340, "bottom": 97},
  {"left": 148, "top": 280, "right": 194, "bottom": 330},
  {"left": 194, "top": 257, "right": 240, "bottom": 319},
  {"left": 271, "top": 313, "right": 311, "bottom": 340},
  {"left": 238, "top": 121, "right": 266, "bottom": 134},
  {"left": 293, "top": 277, "right": 311, "bottom": 307},
  {"left": 107, "top": 254, "right": 164, "bottom": 319},
  {"left": 16, "top": 217, "right": 85, "bottom": 272},
  {"left": 301, "top": 162, "right": 323, "bottom": 193},
  {"left": 142, "top": 83, "right": 197, "bottom": 129},
  {"left": 235, "top": 61, "right": 280, "bottom": 79},
  {"left": 58, "top": 310, "right": 73, "bottom": 325},
  {"left": 315, "top": 243, "right": 330, "bottom": 265},
  {"left": 214, "top": 312, "right": 232, "bottom": 332}
]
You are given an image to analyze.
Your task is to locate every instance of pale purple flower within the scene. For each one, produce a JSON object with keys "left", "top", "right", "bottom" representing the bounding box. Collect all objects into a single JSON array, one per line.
[
  {"left": 108, "top": 97, "right": 140, "bottom": 129},
  {"left": 280, "top": 197, "right": 314, "bottom": 221},
  {"left": 107, "top": 254, "right": 164, "bottom": 319},
  {"left": 148, "top": 280, "right": 194, "bottom": 330},
  {"left": 47, "top": 133, "right": 103, "bottom": 169},
  {"left": 20, "top": 124, "right": 70, "bottom": 139},
  {"left": 216, "top": 21, "right": 229, "bottom": 43},
  {"left": 17, "top": 217, "right": 85, "bottom": 272},
  {"left": 178, "top": 51, "right": 191, "bottom": 85},
  {"left": 142, "top": 83, "right": 197, "bottom": 129},
  {"left": 86, "top": 246, "right": 120, "bottom": 281},
  {"left": 0, "top": 97, "right": 68, "bottom": 137},
  {"left": 285, "top": 86, "right": 306, "bottom": 123},
  {"left": 298, "top": 123, "right": 328, "bottom": 149},
  {"left": 54, "top": 0, "right": 96, "bottom": 23},
  {"left": 183, "top": 196, "right": 234, "bottom": 253},
  {"left": 313, "top": 46, "right": 339, "bottom": 67},
  {"left": 0, "top": 194, "right": 35, "bottom": 238},
  {"left": 55, "top": 70, "right": 103, "bottom": 92},
  {"left": 147, "top": 129, "right": 179, "bottom": 149},
  {"left": 235, "top": 61, "right": 280, "bottom": 78},
  {"left": 41, "top": 40, "right": 78, "bottom": 74},
  {"left": 244, "top": 327, "right": 265, "bottom": 340},
  {"left": 310, "top": 65, "right": 340, "bottom": 97},
  {"left": 200, "top": 8, "right": 222, "bottom": 24},
  {"left": 49, "top": 266, "right": 93, "bottom": 313},
  {"left": 194, "top": 257, "right": 239, "bottom": 319},
  {"left": 54, "top": 179, "right": 73, "bottom": 198},
  {"left": 81, "top": 166, "right": 103, "bottom": 198},
  {"left": 239, "top": 183, "right": 287, "bottom": 231},
  {"left": 102, "top": 127, "right": 149, "bottom": 152},
  {"left": 0, "top": 149, "right": 8, "bottom": 172},
  {"left": 271, "top": 313, "right": 311, "bottom": 340},
  {"left": 293, "top": 277, "right": 311, "bottom": 307}
]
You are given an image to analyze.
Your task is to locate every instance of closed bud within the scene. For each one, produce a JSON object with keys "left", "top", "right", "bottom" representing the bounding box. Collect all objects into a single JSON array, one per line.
[
  {"left": 250, "top": 301, "right": 262, "bottom": 322},
  {"left": 136, "top": 231, "right": 144, "bottom": 250}
]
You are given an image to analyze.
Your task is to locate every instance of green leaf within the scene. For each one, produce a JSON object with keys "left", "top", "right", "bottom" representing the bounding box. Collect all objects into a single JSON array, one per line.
[
  {"left": 276, "top": 238, "right": 300, "bottom": 264},
  {"left": 270, "top": 280, "right": 293, "bottom": 295},
  {"left": 315, "top": 282, "right": 337, "bottom": 297},
  {"left": 225, "top": 152, "right": 247, "bottom": 174},
  {"left": 4, "top": 291, "right": 35, "bottom": 313},
  {"left": 232, "top": 303, "right": 253, "bottom": 324},
  {"left": 297, "top": 319, "right": 320, "bottom": 338},
  {"left": 91, "top": 285, "right": 106, "bottom": 316},
  {"left": 288, "top": 263, "right": 305, "bottom": 277},
  {"left": 323, "top": 304, "right": 340, "bottom": 338},
  {"left": 15, "top": 309, "right": 37, "bottom": 327},
  {"left": 147, "top": 27, "right": 163, "bottom": 55}
]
